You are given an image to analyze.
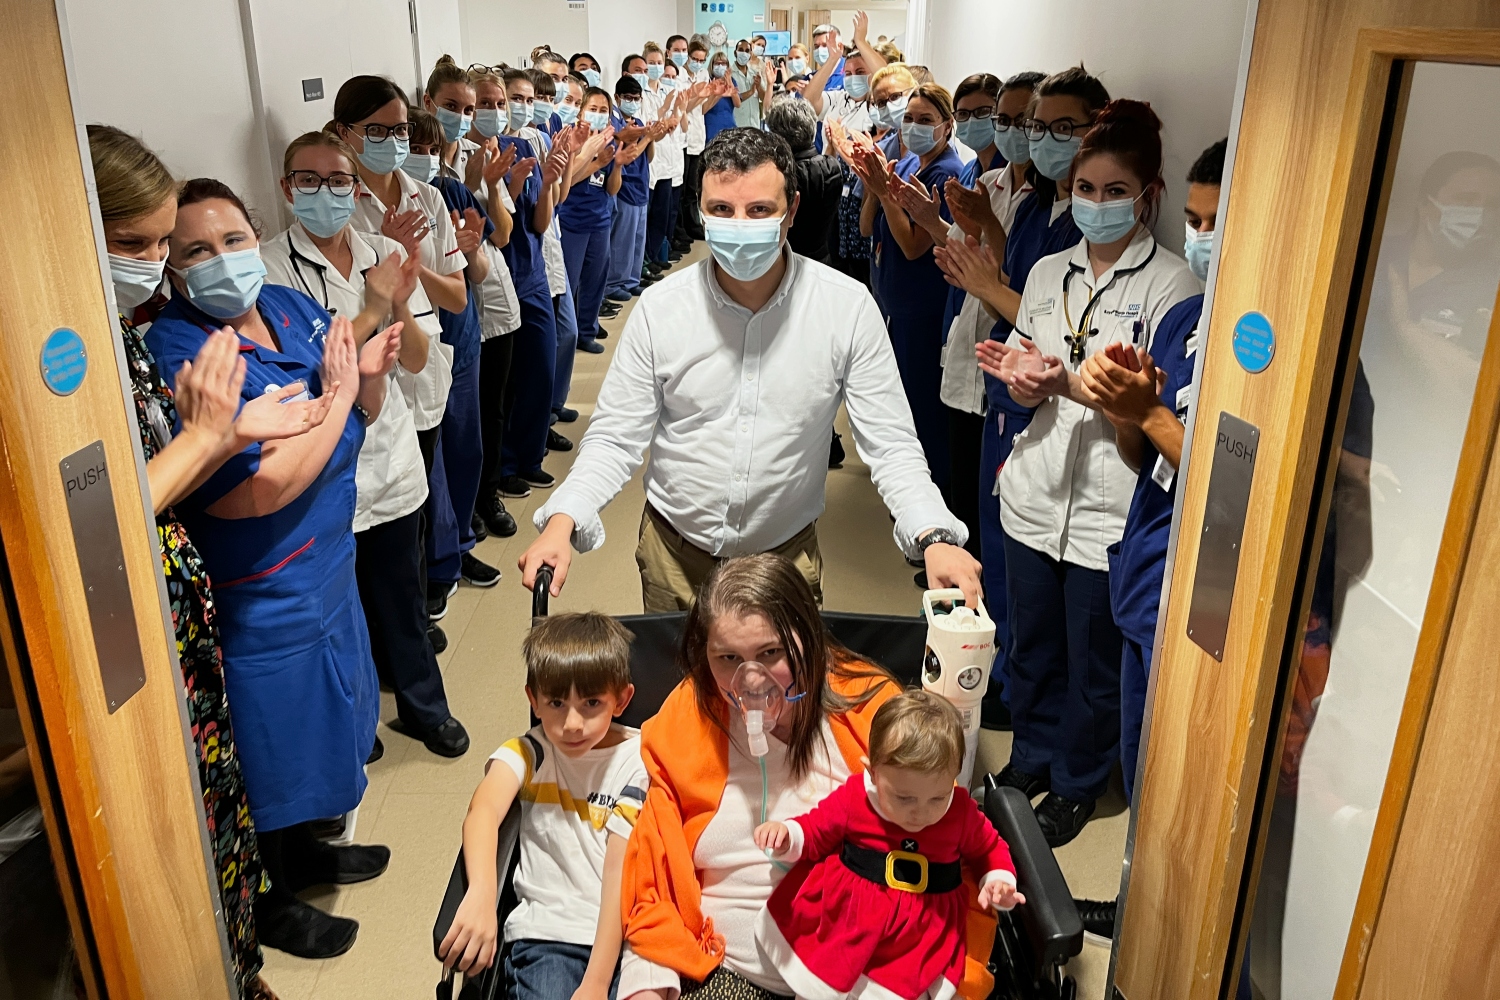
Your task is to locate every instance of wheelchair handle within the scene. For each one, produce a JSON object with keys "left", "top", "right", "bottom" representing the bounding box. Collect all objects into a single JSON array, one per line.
[{"left": 532, "top": 564, "right": 554, "bottom": 618}]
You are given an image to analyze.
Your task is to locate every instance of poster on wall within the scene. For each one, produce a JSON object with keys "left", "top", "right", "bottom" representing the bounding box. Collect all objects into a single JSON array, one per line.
[{"left": 695, "top": 0, "right": 766, "bottom": 52}]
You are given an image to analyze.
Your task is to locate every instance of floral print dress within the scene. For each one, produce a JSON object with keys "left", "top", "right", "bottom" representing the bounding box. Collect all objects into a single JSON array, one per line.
[{"left": 120, "top": 315, "right": 266, "bottom": 996}]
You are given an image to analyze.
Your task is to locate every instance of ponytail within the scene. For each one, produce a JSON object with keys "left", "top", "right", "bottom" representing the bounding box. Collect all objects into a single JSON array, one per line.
[{"left": 426, "top": 54, "right": 470, "bottom": 100}]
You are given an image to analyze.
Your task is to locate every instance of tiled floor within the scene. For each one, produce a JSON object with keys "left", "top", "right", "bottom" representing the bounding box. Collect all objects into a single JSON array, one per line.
[{"left": 260, "top": 246, "right": 1126, "bottom": 999}]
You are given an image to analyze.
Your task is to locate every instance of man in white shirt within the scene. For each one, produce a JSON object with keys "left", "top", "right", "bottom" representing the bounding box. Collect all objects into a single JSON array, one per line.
[{"left": 520, "top": 128, "right": 982, "bottom": 611}]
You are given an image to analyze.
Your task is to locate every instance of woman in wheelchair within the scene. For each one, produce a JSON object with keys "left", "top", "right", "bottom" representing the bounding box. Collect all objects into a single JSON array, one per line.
[{"left": 618, "top": 554, "right": 1001, "bottom": 1000}]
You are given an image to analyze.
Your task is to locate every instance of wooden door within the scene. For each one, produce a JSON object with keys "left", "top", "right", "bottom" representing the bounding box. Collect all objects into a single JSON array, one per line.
[
  {"left": 805, "top": 8, "right": 831, "bottom": 44},
  {"left": 1112, "top": 4, "right": 1500, "bottom": 999},
  {"left": 769, "top": 7, "right": 789, "bottom": 32},
  {"left": 0, "top": 0, "right": 233, "bottom": 996}
]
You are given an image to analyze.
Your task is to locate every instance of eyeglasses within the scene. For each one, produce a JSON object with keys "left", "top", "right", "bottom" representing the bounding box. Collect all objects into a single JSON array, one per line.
[
  {"left": 286, "top": 171, "right": 358, "bottom": 196},
  {"left": 1023, "top": 116, "right": 1094, "bottom": 141},
  {"left": 871, "top": 89, "right": 911, "bottom": 109},
  {"left": 351, "top": 122, "right": 412, "bottom": 142},
  {"left": 953, "top": 105, "right": 996, "bottom": 123},
  {"left": 991, "top": 113, "right": 1026, "bottom": 132},
  {"left": 468, "top": 63, "right": 503, "bottom": 75}
]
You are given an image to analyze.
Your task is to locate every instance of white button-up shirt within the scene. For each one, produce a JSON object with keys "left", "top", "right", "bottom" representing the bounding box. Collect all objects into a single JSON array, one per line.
[
  {"left": 999, "top": 227, "right": 1201, "bottom": 570},
  {"left": 443, "top": 137, "right": 524, "bottom": 340},
  {"left": 684, "top": 67, "right": 709, "bottom": 154},
  {"left": 535, "top": 252, "right": 964, "bottom": 559},
  {"left": 261, "top": 223, "right": 434, "bottom": 531},
  {"left": 817, "top": 88, "right": 874, "bottom": 136}
]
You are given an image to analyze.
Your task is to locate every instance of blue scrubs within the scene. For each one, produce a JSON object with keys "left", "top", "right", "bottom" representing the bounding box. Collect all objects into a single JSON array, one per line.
[
  {"left": 146, "top": 285, "right": 374, "bottom": 832},
  {"left": 704, "top": 90, "right": 737, "bottom": 142},
  {"left": 1107, "top": 294, "right": 1201, "bottom": 802},
  {"left": 558, "top": 146, "right": 616, "bottom": 347},
  {"left": 865, "top": 131, "right": 902, "bottom": 313},
  {"left": 874, "top": 143, "right": 963, "bottom": 489},
  {"left": 606, "top": 113, "right": 652, "bottom": 300}
]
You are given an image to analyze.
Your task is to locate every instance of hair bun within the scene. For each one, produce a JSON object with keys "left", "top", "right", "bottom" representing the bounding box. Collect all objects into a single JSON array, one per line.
[
  {"left": 1093, "top": 98, "right": 1161, "bottom": 133},
  {"left": 436, "top": 53, "right": 458, "bottom": 67}
]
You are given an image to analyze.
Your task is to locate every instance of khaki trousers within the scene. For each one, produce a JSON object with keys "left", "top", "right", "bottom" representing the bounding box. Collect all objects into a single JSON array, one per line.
[{"left": 635, "top": 505, "right": 824, "bottom": 613}]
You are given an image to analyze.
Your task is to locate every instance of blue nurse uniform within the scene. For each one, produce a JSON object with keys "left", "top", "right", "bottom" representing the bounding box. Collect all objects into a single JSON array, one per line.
[{"left": 146, "top": 284, "right": 376, "bottom": 832}]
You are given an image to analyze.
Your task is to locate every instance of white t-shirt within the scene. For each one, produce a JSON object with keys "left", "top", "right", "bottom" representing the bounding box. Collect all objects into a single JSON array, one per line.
[
  {"left": 491, "top": 724, "right": 649, "bottom": 946},
  {"left": 818, "top": 88, "right": 874, "bottom": 135}
]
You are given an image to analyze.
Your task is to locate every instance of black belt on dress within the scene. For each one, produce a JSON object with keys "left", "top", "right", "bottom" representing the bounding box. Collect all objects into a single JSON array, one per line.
[{"left": 840, "top": 842, "right": 962, "bottom": 894}]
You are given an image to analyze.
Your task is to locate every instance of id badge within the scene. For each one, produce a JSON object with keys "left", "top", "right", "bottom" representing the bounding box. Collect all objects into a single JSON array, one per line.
[
  {"left": 1151, "top": 453, "right": 1176, "bottom": 492},
  {"left": 265, "top": 382, "right": 313, "bottom": 404}
]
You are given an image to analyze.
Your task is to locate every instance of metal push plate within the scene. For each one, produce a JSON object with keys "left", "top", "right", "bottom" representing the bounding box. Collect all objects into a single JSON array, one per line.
[
  {"left": 61, "top": 441, "right": 146, "bottom": 712},
  {"left": 1186, "top": 413, "right": 1260, "bottom": 661}
]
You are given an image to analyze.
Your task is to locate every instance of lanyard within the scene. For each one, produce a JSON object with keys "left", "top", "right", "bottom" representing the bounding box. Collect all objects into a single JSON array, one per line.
[{"left": 1059, "top": 239, "right": 1157, "bottom": 366}]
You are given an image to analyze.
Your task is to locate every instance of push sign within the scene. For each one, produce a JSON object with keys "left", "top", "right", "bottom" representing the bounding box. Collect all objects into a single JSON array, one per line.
[{"left": 1186, "top": 413, "right": 1260, "bottom": 661}]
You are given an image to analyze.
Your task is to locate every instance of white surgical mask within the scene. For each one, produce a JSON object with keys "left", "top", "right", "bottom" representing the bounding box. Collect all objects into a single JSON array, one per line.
[
  {"left": 1429, "top": 197, "right": 1485, "bottom": 248},
  {"left": 473, "top": 108, "right": 504, "bottom": 138},
  {"left": 401, "top": 152, "right": 441, "bottom": 184},
  {"left": 1184, "top": 223, "right": 1213, "bottom": 280},
  {"left": 814, "top": 45, "right": 830, "bottom": 65},
  {"left": 109, "top": 254, "right": 166, "bottom": 311},
  {"left": 1072, "top": 192, "right": 1144, "bottom": 245},
  {"left": 173, "top": 248, "right": 266, "bottom": 321},
  {"left": 704, "top": 215, "right": 786, "bottom": 282},
  {"left": 752, "top": 44, "right": 765, "bottom": 57}
]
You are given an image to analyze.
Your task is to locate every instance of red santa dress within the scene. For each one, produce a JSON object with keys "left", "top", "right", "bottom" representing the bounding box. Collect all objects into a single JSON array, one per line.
[{"left": 754, "top": 771, "right": 1015, "bottom": 1000}]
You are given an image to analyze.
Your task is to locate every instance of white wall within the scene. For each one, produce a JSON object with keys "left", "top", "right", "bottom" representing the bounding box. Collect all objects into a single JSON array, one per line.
[
  {"left": 459, "top": 0, "right": 590, "bottom": 68},
  {"left": 785, "top": 0, "right": 906, "bottom": 49},
  {"left": 590, "top": 0, "right": 679, "bottom": 87},
  {"left": 924, "top": 0, "right": 1250, "bottom": 247}
]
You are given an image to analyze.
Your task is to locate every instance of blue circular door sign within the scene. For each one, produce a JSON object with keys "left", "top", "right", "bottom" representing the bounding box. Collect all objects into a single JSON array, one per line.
[
  {"left": 41, "top": 328, "right": 88, "bottom": 395},
  {"left": 1232, "top": 311, "right": 1275, "bottom": 374}
]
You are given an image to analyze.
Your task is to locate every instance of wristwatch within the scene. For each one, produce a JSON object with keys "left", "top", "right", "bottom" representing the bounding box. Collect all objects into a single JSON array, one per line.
[{"left": 917, "top": 528, "right": 962, "bottom": 553}]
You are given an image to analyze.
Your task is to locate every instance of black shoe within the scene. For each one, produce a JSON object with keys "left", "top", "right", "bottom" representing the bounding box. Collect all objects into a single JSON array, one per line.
[
  {"left": 913, "top": 570, "right": 929, "bottom": 589},
  {"left": 993, "top": 763, "right": 1051, "bottom": 800},
  {"left": 366, "top": 736, "right": 384, "bottom": 765},
  {"left": 1035, "top": 792, "right": 1096, "bottom": 848},
  {"left": 460, "top": 552, "right": 500, "bottom": 587},
  {"left": 498, "top": 476, "right": 532, "bottom": 498},
  {"left": 556, "top": 406, "right": 580, "bottom": 423},
  {"left": 669, "top": 251, "right": 685, "bottom": 262},
  {"left": 595, "top": 329, "right": 609, "bottom": 339},
  {"left": 520, "top": 468, "right": 555, "bottom": 489},
  {"left": 547, "top": 429, "right": 574, "bottom": 452},
  {"left": 599, "top": 304, "right": 621, "bottom": 318},
  {"left": 479, "top": 491, "right": 518, "bottom": 537},
  {"left": 578, "top": 339, "right": 605, "bottom": 354},
  {"left": 470, "top": 512, "right": 488, "bottom": 542},
  {"left": 427, "top": 624, "right": 448, "bottom": 655},
  {"left": 829, "top": 431, "right": 845, "bottom": 469},
  {"left": 980, "top": 683, "right": 1012, "bottom": 731},
  {"left": 426, "top": 580, "right": 456, "bottom": 620},
  {"left": 646, "top": 261, "right": 664, "bottom": 274},
  {"left": 605, "top": 291, "right": 632, "bottom": 303},
  {"left": 284, "top": 842, "right": 392, "bottom": 893},
  {"left": 1076, "top": 897, "right": 1117, "bottom": 940},
  {"left": 418, "top": 716, "right": 470, "bottom": 758},
  {"left": 255, "top": 897, "right": 358, "bottom": 959}
]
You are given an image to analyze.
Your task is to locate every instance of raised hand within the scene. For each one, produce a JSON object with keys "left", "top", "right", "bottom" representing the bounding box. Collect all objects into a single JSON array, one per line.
[
  {"left": 945, "top": 178, "right": 999, "bottom": 235},
  {"left": 851, "top": 9, "right": 871, "bottom": 46},
  {"left": 452, "top": 208, "right": 484, "bottom": 256},
  {"left": 381, "top": 205, "right": 430, "bottom": 256},
  {"left": 507, "top": 156, "right": 538, "bottom": 198},
  {"left": 233, "top": 380, "right": 334, "bottom": 444},
  {"left": 977, "top": 876, "right": 1025, "bottom": 912},
  {"left": 359, "top": 322, "right": 404, "bottom": 381},
  {"left": 891, "top": 174, "right": 946, "bottom": 235},
  {"left": 175, "top": 329, "right": 245, "bottom": 446},
  {"left": 1080, "top": 345, "right": 1162, "bottom": 422},
  {"left": 481, "top": 139, "right": 518, "bottom": 190},
  {"left": 1006, "top": 338, "right": 1069, "bottom": 399},
  {"left": 934, "top": 235, "right": 1002, "bottom": 297},
  {"left": 616, "top": 123, "right": 647, "bottom": 144},
  {"left": 543, "top": 144, "right": 571, "bottom": 187},
  {"left": 320, "top": 315, "right": 359, "bottom": 399},
  {"left": 464, "top": 138, "right": 493, "bottom": 191},
  {"left": 614, "top": 137, "right": 649, "bottom": 166},
  {"left": 362, "top": 250, "right": 403, "bottom": 310}
]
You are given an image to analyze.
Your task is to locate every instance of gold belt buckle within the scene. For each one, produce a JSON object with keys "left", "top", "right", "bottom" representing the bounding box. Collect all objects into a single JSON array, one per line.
[{"left": 884, "top": 849, "right": 929, "bottom": 893}]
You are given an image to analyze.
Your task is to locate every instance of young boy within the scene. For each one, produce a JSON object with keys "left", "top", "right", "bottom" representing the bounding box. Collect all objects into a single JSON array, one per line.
[{"left": 439, "top": 612, "right": 645, "bottom": 999}]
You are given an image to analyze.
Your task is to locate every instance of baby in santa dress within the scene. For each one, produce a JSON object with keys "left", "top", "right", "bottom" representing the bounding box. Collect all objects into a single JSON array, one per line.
[{"left": 751, "top": 690, "right": 1023, "bottom": 1000}]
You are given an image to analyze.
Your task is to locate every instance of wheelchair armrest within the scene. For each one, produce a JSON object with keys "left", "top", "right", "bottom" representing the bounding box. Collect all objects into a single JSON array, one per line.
[
  {"left": 984, "top": 779, "right": 1084, "bottom": 968},
  {"left": 433, "top": 800, "right": 524, "bottom": 961}
]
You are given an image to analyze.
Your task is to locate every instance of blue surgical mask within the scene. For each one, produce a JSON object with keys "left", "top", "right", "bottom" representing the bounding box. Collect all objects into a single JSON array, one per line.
[
  {"left": 583, "top": 68, "right": 602, "bottom": 88},
  {"left": 814, "top": 45, "right": 830, "bottom": 65},
  {"left": 356, "top": 135, "right": 409, "bottom": 175},
  {"left": 473, "top": 108, "right": 504, "bottom": 138},
  {"left": 621, "top": 98, "right": 642, "bottom": 119},
  {"left": 1029, "top": 133, "right": 1081, "bottom": 181},
  {"left": 689, "top": 59, "right": 707, "bottom": 74},
  {"left": 1430, "top": 197, "right": 1485, "bottom": 248},
  {"left": 660, "top": 77, "right": 677, "bottom": 91},
  {"left": 901, "top": 122, "right": 942, "bottom": 156},
  {"left": 401, "top": 152, "right": 441, "bottom": 183},
  {"left": 647, "top": 63, "right": 664, "bottom": 80},
  {"left": 632, "top": 72, "right": 650, "bottom": 90},
  {"left": 735, "top": 51, "right": 750, "bottom": 67},
  {"left": 711, "top": 64, "right": 728, "bottom": 79},
  {"left": 533, "top": 100, "right": 556, "bottom": 125},
  {"left": 585, "top": 110, "right": 610, "bottom": 132},
  {"left": 670, "top": 50, "right": 688, "bottom": 67},
  {"left": 704, "top": 215, "right": 786, "bottom": 281},
  {"left": 995, "top": 124, "right": 1030, "bottom": 166},
  {"left": 844, "top": 74, "right": 869, "bottom": 100},
  {"left": 556, "top": 103, "right": 580, "bottom": 126},
  {"left": 1184, "top": 223, "right": 1213, "bottom": 280},
  {"left": 174, "top": 248, "right": 266, "bottom": 320},
  {"left": 955, "top": 118, "right": 993, "bottom": 152},
  {"left": 109, "top": 253, "right": 166, "bottom": 311},
  {"left": 788, "top": 57, "right": 807, "bottom": 76},
  {"left": 1072, "top": 193, "right": 1143, "bottom": 245},
  {"left": 291, "top": 187, "right": 356, "bottom": 238},
  {"left": 508, "top": 102, "right": 532, "bottom": 131},
  {"left": 752, "top": 44, "right": 765, "bottom": 57},
  {"left": 434, "top": 105, "right": 471, "bottom": 142}
]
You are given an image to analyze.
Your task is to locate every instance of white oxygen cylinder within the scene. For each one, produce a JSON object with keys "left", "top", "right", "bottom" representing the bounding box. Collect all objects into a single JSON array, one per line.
[{"left": 921, "top": 589, "right": 997, "bottom": 790}]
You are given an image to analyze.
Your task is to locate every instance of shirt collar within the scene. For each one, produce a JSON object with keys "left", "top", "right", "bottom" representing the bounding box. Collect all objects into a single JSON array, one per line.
[
  {"left": 287, "top": 224, "right": 378, "bottom": 277},
  {"left": 1068, "top": 222, "right": 1157, "bottom": 289},
  {"left": 702, "top": 246, "right": 800, "bottom": 316}
]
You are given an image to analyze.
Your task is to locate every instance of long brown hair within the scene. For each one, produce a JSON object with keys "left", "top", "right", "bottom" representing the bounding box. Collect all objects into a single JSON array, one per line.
[
  {"left": 678, "top": 554, "right": 891, "bottom": 780},
  {"left": 87, "top": 125, "right": 175, "bottom": 223}
]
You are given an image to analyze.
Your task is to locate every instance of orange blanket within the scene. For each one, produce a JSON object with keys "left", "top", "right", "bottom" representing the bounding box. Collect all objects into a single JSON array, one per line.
[{"left": 622, "top": 663, "right": 997, "bottom": 997}]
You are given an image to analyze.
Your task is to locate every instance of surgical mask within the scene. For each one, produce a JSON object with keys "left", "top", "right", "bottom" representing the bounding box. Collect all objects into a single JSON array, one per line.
[
  {"left": 401, "top": 152, "right": 440, "bottom": 183},
  {"left": 1029, "top": 133, "right": 1081, "bottom": 181},
  {"left": 1184, "top": 223, "right": 1213, "bottom": 281},
  {"left": 844, "top": 74, "right": 869, "bottom": 100},
  {"left": 557, "top": 103, "right": 580, "bottom": 126},
  {"left": 955, "top": 118, "right": 993, "bottom": 151},
  {"left": 660, "top": 77, "right": 677, "bottom": 91},
  {"left": 473, "top": 108, "right": 504, "bottom": 138},
  {"left": 434, "top": 105, "right": 471, "bottom": 142},
  {"left": 814, "top": 45, "right": 830, "bottom": 65},
  {"left": 877, "top": 94, "right": 909, "bottom": 130},
  {"left": 725, "top": 661, "right": 802, "bottom": 757},
  {"left": 647, "top": 63, "right": 664, "bottom": 80},
  {"left": 670, "top": 50, "right": 688, "bottom": 67},
  {"left": 1072, "top": 192, "right": 1143, "bottom": 245},
  {"left": 902, "top": 122, "right": 942, "bottom": 156},
  {"left": 291, "top": 187, "right": 356, "bottom": 238},
  {"left": 705, "top": 215, "right": 786, "bottom": 282},
  {"left": 689, "top": 59, "right": 706, "bottom": 74},
  {"left": 533, "top": 100, "right": 555, "bottom": 125},
  {"left": 582, "top": 68, "right": 602, "bottom": 88},
  {"left": 1430, "top": 197, "right": 1485, "bottom": 248},
  {"left": 788, "top": 57, "right": 807, "bottom": 76},
  {"left": 632, "top": 72, "right": 651, "bottom": 90},
  {"left": 356, "top": 135, "right": 409, "bottom": 175},
  {"left": 507, "top": 102, "right": 532, "bottom": 131},
  {"left": 109, "top": 254, "right": 166, "bottom": 311},
  {"left": 995, "top": 124, "right": 1030, "bottom": 166},
  {"left": 712, "top": 64, "right": 728, "bottom": 79},
  {"left": 173, "top": 248, "right": 266, "bottom": 321},
  {"left": 752, "top": 44, "right": 765, "bottom": 57},
  {"left": 585, "top": 110, "right": 611, "bottom": 132},
  {"left": 736, "top": 51, "right": 750, "bottom": 67},
  {"left": 621, "top": 98, "right": 642, "bottom": 119}
]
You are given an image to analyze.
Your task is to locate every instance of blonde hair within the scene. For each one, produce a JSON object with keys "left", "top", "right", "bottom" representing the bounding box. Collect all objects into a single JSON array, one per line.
[
  {"left": 909, "top": 65, "right": 935, "bottom": 86},
  {"left": 642, "top": 40, "right": 663, "bottom": 57},
  {"left": 911, "top": 82, "right": 954, "bottom": 120},
  {"left": 868, "top": 690, "right": 964, "bottom": 776},
  {"left": 524, "top": 613, "right": 635, "bottom": 700},
  {"left": 870, "top": 62, "right": 917, "bottom": 94},
  {"left": 87, "top": 125, "right": 175, "bottom": 223},
  {"left": 282, "top": 131, "right": 358, "bottom": 176},
  {"left": 877, "top": 41, "right": 903, "bottom": 64}
]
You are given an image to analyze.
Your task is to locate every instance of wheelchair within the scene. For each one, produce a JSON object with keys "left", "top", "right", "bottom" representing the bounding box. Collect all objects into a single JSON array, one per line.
[{"left": 432, "top": 572, "right": 1083, "bottom": 1000}]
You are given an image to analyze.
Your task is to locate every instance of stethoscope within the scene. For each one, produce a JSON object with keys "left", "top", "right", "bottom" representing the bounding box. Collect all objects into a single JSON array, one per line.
[
  {"left": 1059, "top": 237, "right": 1157, "bottom": 366},
  {"left": 284, "top": 233, "right": 378, "bottom": 315}
]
